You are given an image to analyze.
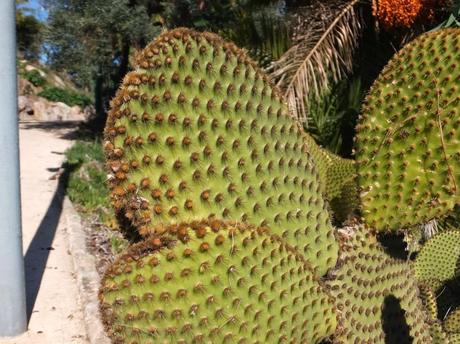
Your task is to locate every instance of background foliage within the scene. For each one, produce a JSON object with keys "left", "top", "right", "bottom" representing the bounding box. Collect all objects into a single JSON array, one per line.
[{"left": 18, "top": 0, "right": 460, "bottom": 154}]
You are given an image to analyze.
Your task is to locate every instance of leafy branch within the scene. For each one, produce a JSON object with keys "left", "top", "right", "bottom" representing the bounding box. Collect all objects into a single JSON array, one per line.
[{"left": 267, "top": 0, "right": 363, "bottom": 124}]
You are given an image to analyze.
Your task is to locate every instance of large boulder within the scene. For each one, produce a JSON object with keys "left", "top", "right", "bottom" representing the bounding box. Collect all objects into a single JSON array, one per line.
[{"left": 18, "top": 95, "right": 88, "bottom": 121}]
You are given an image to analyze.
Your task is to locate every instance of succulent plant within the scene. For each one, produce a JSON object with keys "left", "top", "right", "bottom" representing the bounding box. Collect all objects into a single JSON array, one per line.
[
  {"left": 450, "top": 333, "right": 460, "bottom": 344},
  {"left": 104, "top": 28, "right": 339, "bottom": 275},
  {"left": 326, "top": 157, "right": 359, "bottom": 223},
  {"left": 418, "top": 283, "right": 450, "bottom": 343},
  {"left": 99, "top": 27, "right": 460, "bottom": 344},
  {"left": 327, "top": 226, "right": 432, "bottom": 343},
  {"left": 99, "top": 220, "right": 337, "bottom": 343},
  {"left": 355, "top": 29, "right": 460, "bottom": 232},
  {"left": 414, "top": 229, "right": 460, "bottom": 288},
  {"left": 445, "top": 308, "right": 460, "bottom": 334}
]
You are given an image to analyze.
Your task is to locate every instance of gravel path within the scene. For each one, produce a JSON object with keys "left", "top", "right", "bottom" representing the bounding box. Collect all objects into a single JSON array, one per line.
[{"left": 1, "top": 122, "right": 88, "bottom": 344}]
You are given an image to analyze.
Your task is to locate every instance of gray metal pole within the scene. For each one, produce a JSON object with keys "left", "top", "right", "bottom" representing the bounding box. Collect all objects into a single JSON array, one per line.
[{"left": 0, "top": 0, "right": 27, "bottom": 336}]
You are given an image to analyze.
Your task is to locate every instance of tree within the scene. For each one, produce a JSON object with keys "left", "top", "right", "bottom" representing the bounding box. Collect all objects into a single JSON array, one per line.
[
  {"left": 16, "top": 3, "right": 44, "bottom": 61},
  {"left": 43, "top": 0, "right": 162, "bottom": 130}
]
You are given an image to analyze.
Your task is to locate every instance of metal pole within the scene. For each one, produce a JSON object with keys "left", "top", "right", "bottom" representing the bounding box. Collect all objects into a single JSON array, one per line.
[{"left": 0, "top": 0, "right": 27, "bottom": 336}]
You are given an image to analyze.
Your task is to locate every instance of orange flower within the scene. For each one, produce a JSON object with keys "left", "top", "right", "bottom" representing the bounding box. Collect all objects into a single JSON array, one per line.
[
  {"left": 373, "top": 0, "right": 448, "bottom": 29},
  {"left": 373, "top": 0, "right": 423, "bottom": 29}
]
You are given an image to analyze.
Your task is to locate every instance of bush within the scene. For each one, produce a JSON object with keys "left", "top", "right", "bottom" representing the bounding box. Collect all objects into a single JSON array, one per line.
[
  {"left": 24, "top": 69, "right": 46, "bottom": 87},
  {"left": 65, "top": 140, "right": 105, "bottom": 166},
  {"left": 67, "top": 162, "right": 109, "bottom": 210},
  {"left": 38, "top": 86, "right": 92, "bottom": 107},
  {"left": 65, "top": 141, "right": 109, "bottom": 211}
]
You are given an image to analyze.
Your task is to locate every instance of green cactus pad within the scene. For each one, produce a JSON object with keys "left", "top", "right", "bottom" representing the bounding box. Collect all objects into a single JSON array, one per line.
[
  {"left": 414, "top": 230, "right": 460, "bottom": 284},
  {"left": 444, "top": 308, "right": 460, "bottom": 334},
  {"left": 327, "top": 226, "right": 432, "bottom": 343},
  {"left": 104, "top": 28, "right": 338, "bottom": 275},
  {"left": 300, "top": 134, "right": 334, "bottom": 192},
  {"left": 327, "top": 158, "right": 359, "bottom": 223},
  {"left": 450, "top": 333, "right": 460, "bottom": 343},
  {"left": 326, "top": 156, "right": 356, "bottom": 200},
  {"left": 356, "top": 29, "right": 460, "bottom": 231},
  {"left": 302, "top": 134, "right": 357, "bottom": 203},
  {"left": 419, "top": 283, "right": 450, "bottom": 343},
  {"left": 99, "top": 220, "right": 337, "bottom": 343}
]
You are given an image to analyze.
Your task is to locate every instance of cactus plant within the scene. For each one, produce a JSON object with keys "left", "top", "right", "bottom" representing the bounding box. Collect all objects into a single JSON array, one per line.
[
  {"left": 356, "top": 29, "right": 460, "bottom": 232},
  {"left": 414, "top": 229, "right": 460, "bottom": 287},
  {"left": 419, "top": 283, "right": 450, "bottom": 343},
  {"left": 327, "top": 225, "right": 432, "bottom": 343},
  {"left": 326, "top": 157, "right": 359, "bottom": 223},
  {"left": 99, "top": 220, "right": 337, "bottom": 343},
  {"left": 445, "top": 308, "right": 460, "bottom": 333},
  {"left": 98, "top": 27, "right": 460, "bottom": 344},
  {"left": 104, "top": 28, "right": 339, "bottom": 275}
]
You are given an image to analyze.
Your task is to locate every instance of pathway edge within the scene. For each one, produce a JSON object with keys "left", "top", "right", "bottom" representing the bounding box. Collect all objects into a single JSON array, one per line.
[{"left": 63, "top": 197, "right": 110, "bottom": 344}]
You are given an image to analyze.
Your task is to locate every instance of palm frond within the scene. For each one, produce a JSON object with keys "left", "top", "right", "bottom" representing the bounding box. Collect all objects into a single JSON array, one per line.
[{"left": 267, "top": 0, "right": 363, "bottom": 123}]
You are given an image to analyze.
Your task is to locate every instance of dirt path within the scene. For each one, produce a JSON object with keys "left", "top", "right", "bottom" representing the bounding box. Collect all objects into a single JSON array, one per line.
[{"left": 1, "top": 122, "right": 87, "bottom": 344}]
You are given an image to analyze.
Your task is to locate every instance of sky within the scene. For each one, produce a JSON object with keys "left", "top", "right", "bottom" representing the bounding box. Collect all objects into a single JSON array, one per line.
[{"left": 18, "top": 0, "right": 48, "bottom": 22}]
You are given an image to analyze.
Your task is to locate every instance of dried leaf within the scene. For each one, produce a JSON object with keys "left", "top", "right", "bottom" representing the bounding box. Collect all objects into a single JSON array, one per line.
[{"left": 267, "top": 0, "right": 363, "bottom": 124}]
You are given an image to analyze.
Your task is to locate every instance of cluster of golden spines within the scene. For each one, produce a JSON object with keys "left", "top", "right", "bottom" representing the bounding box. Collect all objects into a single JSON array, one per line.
[
  {"left": 327, "top": 227, "right": 432, "bottom": 343},
  {"left": 99, "top": 220, "right": 337, "bottom": 344},
  {"left": 356, "top": 29, "right": 460, "bottom": 231},
  {"left": 104, "top": 28, "right": 338, "bottom": 275}
]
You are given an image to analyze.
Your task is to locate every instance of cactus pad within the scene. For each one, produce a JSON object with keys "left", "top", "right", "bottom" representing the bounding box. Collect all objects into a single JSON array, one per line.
[
  {"left": 419, "top": 283, "right": 450, "bottom": 343},
  {"left": 327, "top": 157, "right": 359, "bottom": 223},
  {"left": 356, "top": 29, "right": 460, "bottom": 231},
  {"left": 104, "top": 28, "right": 338, "bottom": 274},
  {"left": 414, "top": 229, "right": 460, "bottom": 285},
  {"left": 450, "top": 333, "right": 460, "bottom": 343},
  {"left": 99, "top": 220, "right": 337, "bottom": 343},
  {"left": 327, "top": 226, "right": 432, "bottom": 343},
  {"left": 445, "top": 308, "right": 460, "bottom": 333}
]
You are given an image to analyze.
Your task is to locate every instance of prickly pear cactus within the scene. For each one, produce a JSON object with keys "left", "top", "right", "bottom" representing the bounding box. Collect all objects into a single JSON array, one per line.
[
  {"left": 445, "top": 308, "right": 460, "bottom": 333},
  {"left": 99, "top": 27, "right": 460, "bottom": 344},
  {"left": 450, "top": 334, "right": 460, "bottom": 344},
  {"left": 327, "top": 226, "right": 432, "bottom": 343},
  {"left": 419, "top": 283, "right": 450, "bottom": 343},
  {"left": 104, "top": 28, "right": 338, "bottom": 275},
  {"left": 356, "top": 29, "right": 460, "bottom": 232},
  {"left": 326, "top": 157, "right": 359, "bottom": 223},
  {"left": 99, "top": 220, "right": 337, "bottom": 343},
  {"left": 414, "top": 229, "right": 460, "bottom": 287}
]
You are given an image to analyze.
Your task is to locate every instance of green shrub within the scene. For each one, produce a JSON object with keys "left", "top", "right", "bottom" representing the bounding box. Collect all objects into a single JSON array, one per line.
[
  {"left": 65, "top": 141, "right": 108, "bottom": 211},
  {"left": 67, "top": 162, "right": 109, "bottom": 210},
  {"left": 38, "top": 86, "right": 92, "bottom": 107},
  {"left": 65, "top": 140, "right": 104, "bottom": 166},
  {"left": 23, "top": 69, "right": 46, "bottom": 87}
]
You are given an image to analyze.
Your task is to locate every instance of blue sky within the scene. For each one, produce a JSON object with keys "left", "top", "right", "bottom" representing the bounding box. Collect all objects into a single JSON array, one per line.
[{"left": 18, "top": 0, "right": 48, "bottom": 22}]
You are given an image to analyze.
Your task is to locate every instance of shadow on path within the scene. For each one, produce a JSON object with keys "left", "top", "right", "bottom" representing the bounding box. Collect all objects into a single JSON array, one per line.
[
  {"left": 24, "top": 164, "right": 74, "bottom": 321},
  {"left": 20, "top": 121, "right": 82, "bottom": 140}
]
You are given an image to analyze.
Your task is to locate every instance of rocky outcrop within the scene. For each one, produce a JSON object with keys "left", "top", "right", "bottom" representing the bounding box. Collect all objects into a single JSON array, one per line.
[
  {"left": 18, "top": 95, "right": 90, "bottom": 122},
  {"left": 18, "top": 77, "right": 39, "bottom": 96}
]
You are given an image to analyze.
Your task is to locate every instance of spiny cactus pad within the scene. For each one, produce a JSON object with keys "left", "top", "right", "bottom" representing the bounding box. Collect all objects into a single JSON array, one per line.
[
  {"left": 356, "top": 29, "right": 460, "bottom": 231},
  {"left": 450, "top": 333, "right": 460, "bottom": 343},
  {"left": 99, "top": 220, "right": 337, "bottom": 343},
  {"left": 325, "top": 156, "right": 356, "bottom": 201},
  {"left": 104, "top": 28, "right": 338, "bottom": 274},
  {"left": 445, "top": 308, "right": 460, "bottom": 333},
  {"left": 414, "top": 229, "right": 460, "bottom": 285},
  {"left": 419, "top": 283, "right": 449, "bottom": 343},
  {"left": 327, "top": 158, "right": 359, "bottom": 223},
  {"left": 327, "top": 226, "right": 432, "bottom": 343}
]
